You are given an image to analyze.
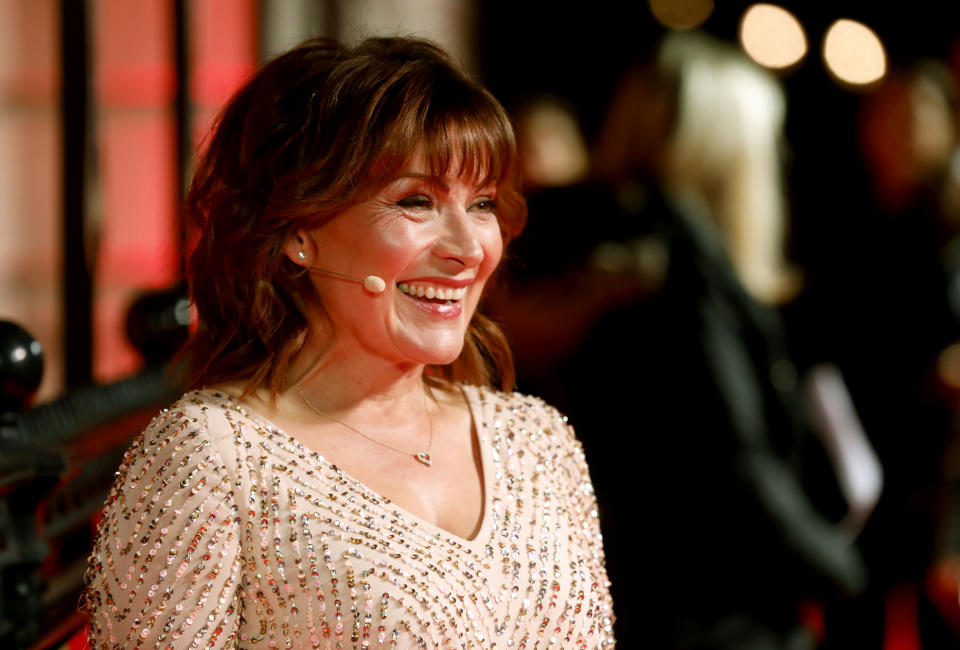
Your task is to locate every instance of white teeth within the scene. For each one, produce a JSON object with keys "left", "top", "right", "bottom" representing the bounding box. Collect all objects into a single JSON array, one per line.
[{"left": 397, "top": 283, "right": 467, "bottom": 301}]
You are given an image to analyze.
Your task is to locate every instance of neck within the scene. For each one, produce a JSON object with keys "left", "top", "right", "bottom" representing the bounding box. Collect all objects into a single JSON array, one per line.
[
  {"left": 288, "top": 330, "right": 430, "bottom": 418},
  {"left": 285, "top": 346, "right": 439, "bottom": 468}
]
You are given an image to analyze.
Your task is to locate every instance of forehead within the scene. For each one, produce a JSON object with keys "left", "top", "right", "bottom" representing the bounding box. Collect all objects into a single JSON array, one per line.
[
  {"left": 396, "top": 149, "right": 496, "bottom": 186},
  {"left": 370, "top": 143, "right": 498, "bottom": 192},
  {"left": 369, "top": 106, "right": 509, "bottom": 180}
]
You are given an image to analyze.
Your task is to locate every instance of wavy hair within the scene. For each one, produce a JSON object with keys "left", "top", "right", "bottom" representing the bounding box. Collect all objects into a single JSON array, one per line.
[
  {"left": 179, "top": 36, "right": 527, "bottom": 398},
  {"left": 595, "top": 30, "right": 799, "bottom": 304}
]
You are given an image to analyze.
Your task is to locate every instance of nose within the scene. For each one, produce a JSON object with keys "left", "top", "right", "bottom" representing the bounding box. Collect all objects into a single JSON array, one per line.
[{"left": 434, "top": 209, "right": 484, "bottom": 268}]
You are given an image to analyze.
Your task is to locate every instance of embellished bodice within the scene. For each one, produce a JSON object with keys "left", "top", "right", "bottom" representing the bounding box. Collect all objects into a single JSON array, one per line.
[{"left": 83, "top": 385, "right": 615, "bottom": 649}]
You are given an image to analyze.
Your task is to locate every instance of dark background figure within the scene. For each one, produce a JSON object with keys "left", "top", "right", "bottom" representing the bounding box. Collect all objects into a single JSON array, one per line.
[
  {"left": 492, "top": 30, "right": 881, "bottom": 649},
  {"left": 790, "top": 58, "right": 960, "bottom": 648}
]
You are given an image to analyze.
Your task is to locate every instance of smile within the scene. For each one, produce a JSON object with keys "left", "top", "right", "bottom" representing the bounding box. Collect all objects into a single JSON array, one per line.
[{"left": 397, "top": 282, "right": 467, "bottom": 302}]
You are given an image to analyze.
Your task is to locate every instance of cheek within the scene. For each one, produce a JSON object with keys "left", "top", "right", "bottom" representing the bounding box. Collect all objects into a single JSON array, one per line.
[
  {"left": 480, "top": 227, "right": 505, "bottom": 277},
  {"left": 374, "top": 227, "right": 421, "bottom": 274}
]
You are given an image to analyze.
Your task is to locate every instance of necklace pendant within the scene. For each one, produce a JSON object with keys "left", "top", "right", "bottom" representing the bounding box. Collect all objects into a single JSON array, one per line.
[{"left": 415, "top": 451, "right": 432, "bottom": 466}]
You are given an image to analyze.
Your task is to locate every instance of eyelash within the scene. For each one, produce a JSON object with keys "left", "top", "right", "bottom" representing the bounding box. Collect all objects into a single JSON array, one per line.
[
  {"left": 396, "top": 195, "right": 432, "bottom": 209},
  {"left": 474, "top": 199, "right": 497, "bottom": 212},
  {"left": 395, "top": 196, "right": 498, "bottom": 212}
]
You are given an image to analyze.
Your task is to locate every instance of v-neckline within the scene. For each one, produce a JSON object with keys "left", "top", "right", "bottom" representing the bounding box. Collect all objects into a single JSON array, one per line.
[{"left": 203, "top": 383, "right": 494, "bottom": 546}]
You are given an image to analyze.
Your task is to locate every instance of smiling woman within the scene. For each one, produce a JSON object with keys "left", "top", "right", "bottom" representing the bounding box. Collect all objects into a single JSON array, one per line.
[
  {"left": 79, "top": 36, "right": 615, "bottom": 649},
  {"left": 288, "top": 156, "right": 505, "bottom": 373}
]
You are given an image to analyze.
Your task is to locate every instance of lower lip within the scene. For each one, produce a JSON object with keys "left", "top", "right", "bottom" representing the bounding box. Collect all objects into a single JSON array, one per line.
[{"left": 400, "top": 292, "right": 464, "bottom": 319}]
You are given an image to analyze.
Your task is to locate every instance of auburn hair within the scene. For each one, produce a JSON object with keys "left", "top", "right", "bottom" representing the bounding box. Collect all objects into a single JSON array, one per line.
[{"left": 179, "top": 36, "right": 527, "bottom": 398}]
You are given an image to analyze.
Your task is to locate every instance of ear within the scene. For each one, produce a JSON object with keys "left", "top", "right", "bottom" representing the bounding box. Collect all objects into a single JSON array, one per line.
[{"left": 284, "top": 228, "right": 316, "bottom": 266}]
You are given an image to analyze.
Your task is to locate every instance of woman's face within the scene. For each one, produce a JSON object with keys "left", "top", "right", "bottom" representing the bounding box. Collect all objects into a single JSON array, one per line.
[{"left": 297, "top": 152, "right": 504, "bottom": 368}]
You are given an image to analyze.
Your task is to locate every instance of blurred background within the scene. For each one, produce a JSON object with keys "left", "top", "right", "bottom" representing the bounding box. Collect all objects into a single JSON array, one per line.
[
  {"left": 3, "top": 0, "right": 960, "bottom": 648},
  {"left": 8, "top": 0, "right": 960, "bottom": 401}
]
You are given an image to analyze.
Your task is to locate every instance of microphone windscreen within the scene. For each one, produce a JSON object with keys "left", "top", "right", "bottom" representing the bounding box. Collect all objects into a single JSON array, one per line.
[{"left": 363, "top": 276, "right": 387, "bottom": 293}]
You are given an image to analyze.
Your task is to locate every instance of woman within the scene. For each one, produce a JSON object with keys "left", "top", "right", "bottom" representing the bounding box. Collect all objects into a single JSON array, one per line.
[
  {"left": 569, "top": 31, "right": 870, "bottom": 648},
  {"left": 81, "top": 37, "right": 614, "bottom": 648}
]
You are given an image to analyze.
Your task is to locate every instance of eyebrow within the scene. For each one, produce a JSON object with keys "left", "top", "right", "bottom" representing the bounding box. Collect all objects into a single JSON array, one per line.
[
  {"left": 393, "top": 172, "right": 496, "bottom": 193},
  {"left": 396, "top": 172, "right": 448, "bottom": 191}
]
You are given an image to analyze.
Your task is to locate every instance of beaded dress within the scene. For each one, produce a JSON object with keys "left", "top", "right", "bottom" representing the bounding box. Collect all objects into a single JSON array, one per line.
[{"left": 82, "top": 385, "right": 615, "bottom": 649}]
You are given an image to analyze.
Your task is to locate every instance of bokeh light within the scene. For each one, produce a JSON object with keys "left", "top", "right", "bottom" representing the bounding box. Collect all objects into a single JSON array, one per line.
[
  {"left": 648, "top": 0, "right": 713, "bottom": 30},
  {"left": 739, "top": 3, "right": 807, "bottom": 69},
  {"left": 937, "top": 341, "right": 960, "bottom": 390},
  {"left": 823, "top": 18, "right": 886, "bottom": 86}
]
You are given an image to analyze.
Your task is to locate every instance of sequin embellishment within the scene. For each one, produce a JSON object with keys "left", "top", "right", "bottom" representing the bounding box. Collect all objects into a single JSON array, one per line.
[{"left": 82, "top": 386, "right": 615, "bottom": 648}]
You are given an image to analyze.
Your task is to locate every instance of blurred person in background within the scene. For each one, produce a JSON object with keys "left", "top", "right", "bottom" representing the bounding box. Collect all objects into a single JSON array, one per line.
[
  {"left": 491, "top": 94, "right": 644, "bottom": 409},
  {"left": 496, "top": 30, "right": 879, "bottom": 648},
  {"left": 513, "top": 94, "right": 591, "bottom": 194},
  {"left": 806, "top": 57, "right": 960, "bottom": 648}
]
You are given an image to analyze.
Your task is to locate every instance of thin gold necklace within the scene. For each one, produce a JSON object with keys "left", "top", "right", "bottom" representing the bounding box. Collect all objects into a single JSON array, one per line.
[{"left": 295, "top": 386, "right": 434, "bottom": 466}]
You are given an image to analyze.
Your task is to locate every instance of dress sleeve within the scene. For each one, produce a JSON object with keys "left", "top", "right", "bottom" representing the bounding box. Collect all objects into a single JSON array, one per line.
[
  {"left": 82, "top": 407, "right": 243, "bottom": 649},
  {"left": 542, "top": 400, "right": 617, "bottom": 648}
]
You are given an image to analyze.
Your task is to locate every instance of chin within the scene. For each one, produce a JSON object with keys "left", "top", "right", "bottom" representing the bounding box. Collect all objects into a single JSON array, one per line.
[
  {"left": 404, "top": 342, "right": 465, "bottom": 368},
  {"left": 390, "top": 327, "right": 467, "bottom": 367},
  {"left": 422, "top": 349, "right": 464, "bottom": 367}
]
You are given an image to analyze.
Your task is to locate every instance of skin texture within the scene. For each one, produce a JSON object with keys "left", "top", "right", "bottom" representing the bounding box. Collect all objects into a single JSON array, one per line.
[
  {"left": 290, "top": 156, "right": 503, "bottom": 372},
  {"left": 231, "top": 154, "right": 504, "bottom": 540}
]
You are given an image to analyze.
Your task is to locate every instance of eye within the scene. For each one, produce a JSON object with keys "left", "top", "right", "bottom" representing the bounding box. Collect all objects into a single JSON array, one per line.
[
  {"left": 397, "top": 195, "right": 433, "bottom": 210},
  {"left": 471, "top": 198, "right": 498, "bottom": 213}
]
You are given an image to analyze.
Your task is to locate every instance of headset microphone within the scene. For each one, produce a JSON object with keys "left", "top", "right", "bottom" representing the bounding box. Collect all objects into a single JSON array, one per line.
[{"left": 306, "top": 267, "right": 386, "bottom": 293}]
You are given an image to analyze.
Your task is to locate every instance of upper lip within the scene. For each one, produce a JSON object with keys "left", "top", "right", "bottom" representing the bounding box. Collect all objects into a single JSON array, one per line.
[{"left": 396, "top": 276, "right": 475, "bottom": 288}]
